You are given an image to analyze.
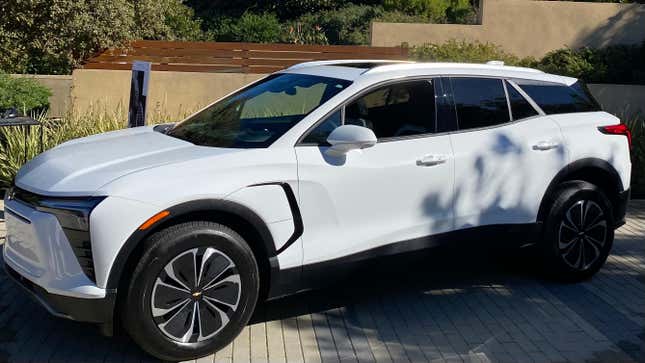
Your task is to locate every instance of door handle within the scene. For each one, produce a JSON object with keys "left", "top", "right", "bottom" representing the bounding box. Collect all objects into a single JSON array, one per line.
[
  {"left": 532, "top": 141, "right": 560, "bottom": 151},
  {"left": 416, "top": 154, "right": 448, "bottom": 166}
]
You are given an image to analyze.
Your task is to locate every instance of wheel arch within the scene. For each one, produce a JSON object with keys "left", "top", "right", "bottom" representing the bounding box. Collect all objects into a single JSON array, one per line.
[
  {"left": 107, "top": 199, "right": 279, "bottom": 322},
  {"left": 537, "top": 158, "right": 625, "bottom": 224}
]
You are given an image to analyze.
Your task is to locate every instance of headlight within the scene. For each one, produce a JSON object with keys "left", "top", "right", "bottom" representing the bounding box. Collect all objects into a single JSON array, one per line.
[{"left": 36, "top": 198, "right": 105, "bottom": 231}]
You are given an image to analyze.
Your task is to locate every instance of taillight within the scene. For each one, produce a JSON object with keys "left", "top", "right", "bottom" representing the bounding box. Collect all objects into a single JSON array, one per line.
[{"left": 599, "top": 123, "right": 632, "bottom": 149}]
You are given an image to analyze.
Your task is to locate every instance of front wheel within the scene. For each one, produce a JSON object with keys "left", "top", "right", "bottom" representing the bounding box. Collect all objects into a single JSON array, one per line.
[
  {"left": 123, "top": 221, "right": 259, "bottom": 361},
  {"left": 542, "top": 181, "right": 614, "bottom": 282}
]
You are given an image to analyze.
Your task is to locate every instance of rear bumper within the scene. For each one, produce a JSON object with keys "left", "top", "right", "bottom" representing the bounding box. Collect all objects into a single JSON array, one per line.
[
  {"left": 4, "top": 262, "right": 115, "bottom": 323},
  {"left": 614, "top": 188, "right": 630, "bottom": 228}
]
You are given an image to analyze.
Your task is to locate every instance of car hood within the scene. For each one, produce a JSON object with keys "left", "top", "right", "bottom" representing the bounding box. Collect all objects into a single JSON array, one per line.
[{"left": 15, "top": 126, "right": 241, "bottom": 196}]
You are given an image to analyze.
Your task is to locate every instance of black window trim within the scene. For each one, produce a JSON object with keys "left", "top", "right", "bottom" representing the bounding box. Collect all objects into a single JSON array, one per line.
[
  {"left": 296, "top": 76, "right": 440, "bottom": 146},
  {"left": 509, "top": 78, "right": 601, "bottom": 115},
  {"left": 295, "top": 74, "right": 567, "bottom": 145},
  {"left": 505, "top": 79, "right": 546, "bottom": 117}
]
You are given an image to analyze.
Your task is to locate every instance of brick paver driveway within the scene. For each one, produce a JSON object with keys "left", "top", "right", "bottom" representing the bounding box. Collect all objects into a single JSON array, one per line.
[{"left": 0, "top": 201, "right": 643, "bottom": 363}]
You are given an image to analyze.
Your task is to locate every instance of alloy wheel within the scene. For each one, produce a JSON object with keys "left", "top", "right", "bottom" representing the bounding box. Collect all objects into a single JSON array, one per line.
[
  {"left": 151, "top": 247, "right": 241, "bottom": 343},
  {"left": 558, "top": 200, "right": 608, "bottom": 271}
]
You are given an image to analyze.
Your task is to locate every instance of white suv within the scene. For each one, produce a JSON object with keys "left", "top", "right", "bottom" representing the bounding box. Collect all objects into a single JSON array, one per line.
[{"left": 3, "top": 60, "right": 632, "bottom": 360}]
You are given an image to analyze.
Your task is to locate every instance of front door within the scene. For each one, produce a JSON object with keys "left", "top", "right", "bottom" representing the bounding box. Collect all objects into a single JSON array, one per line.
[{"left": 295, "top": 79, "right": 455, "bottom": 266}]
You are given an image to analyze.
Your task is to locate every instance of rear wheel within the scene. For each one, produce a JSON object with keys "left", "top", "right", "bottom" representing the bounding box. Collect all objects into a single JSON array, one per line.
[
  {"left": 123, "top": 221, "right": 259, "bottom": 361},
  {"left": 542, "top": 181, "right": 614, "bottom": 281}
]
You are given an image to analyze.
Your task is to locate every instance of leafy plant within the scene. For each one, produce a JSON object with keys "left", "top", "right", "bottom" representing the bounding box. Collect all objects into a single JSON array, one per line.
[
  {"left": 0, "top": 73, "right": 52, "bottom": 114},
  {"left": 410, "top": 40, "right": 537, "bottom": 66},
  {"left": 537, "top": 44, "right": 645, "bottom": 85},
  {"left": 383, "top": 0, "right": 476, "bottom": 23},
  {"left": 296, "top": 4, "right": 386, "bottom": 45},
  {"left": 282, "top": 23, "right": 329, "bottom": 45},
  {"left": 0, "top": 0, "right": 205, "bottom": 74},
  {"left": 209, "top": 12, "right": 283, "bottom": 43}
]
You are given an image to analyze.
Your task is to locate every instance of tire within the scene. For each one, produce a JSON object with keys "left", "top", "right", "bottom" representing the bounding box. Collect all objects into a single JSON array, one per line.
[
  {"left": 123, "top": 221, "right": 260, "bottom": 361},
  {"left": 541, "top": 181, "right": 614, "bottom": 282}
]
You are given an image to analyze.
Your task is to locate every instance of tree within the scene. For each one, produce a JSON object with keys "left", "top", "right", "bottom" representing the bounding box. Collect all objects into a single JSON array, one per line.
[{"left": 0, "top": 0, "right": 203, "bottom": 75}]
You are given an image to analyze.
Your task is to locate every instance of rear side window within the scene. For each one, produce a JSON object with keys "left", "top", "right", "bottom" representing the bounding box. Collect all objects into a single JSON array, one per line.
[
  {"left": 451, "top": 77, "right": 510, "bottom": 130},
  {"left": 505, "top": 81, "right": 539, "bottom": 121},
  {"left": 515, "top": 80, "right": 601, "bottom": 115}
]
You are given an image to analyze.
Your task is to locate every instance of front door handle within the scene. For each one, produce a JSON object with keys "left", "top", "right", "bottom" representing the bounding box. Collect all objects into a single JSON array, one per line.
[
  {"left": 417, "top": 154, "right": 448, "bottom": 166},
  {"left": 532, "top": 141, "right": 560, "bottom": 151}
]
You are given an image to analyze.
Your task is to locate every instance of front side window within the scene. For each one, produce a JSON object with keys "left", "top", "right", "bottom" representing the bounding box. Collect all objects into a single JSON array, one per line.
[
  {"left": 451, "top": 77, "right": 510, "bottom": 130},
  {"left": 167, "top": 74, "right": 351, "bottom": 148},
  {"left": 345, "top": 80, "right": 436, "bottom": 139},
  {"left": 514, "top": 80, "right": 601, "bottom": 115}
]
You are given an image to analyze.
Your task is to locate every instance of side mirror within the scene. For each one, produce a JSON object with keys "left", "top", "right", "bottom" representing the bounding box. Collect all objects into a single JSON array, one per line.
[{"left": 326, "top": 125, "right": 377, "bottom": 156}]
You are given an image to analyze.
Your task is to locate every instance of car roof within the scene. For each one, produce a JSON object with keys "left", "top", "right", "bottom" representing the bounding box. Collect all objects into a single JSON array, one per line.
[{"left": 281, "top": 60, "right": 578, "bottom": 86}]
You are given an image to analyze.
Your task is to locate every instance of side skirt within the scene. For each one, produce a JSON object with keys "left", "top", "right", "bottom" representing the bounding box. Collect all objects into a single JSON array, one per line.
[{"left": 267, "top": 222, "right": 542, "bottom": 299}]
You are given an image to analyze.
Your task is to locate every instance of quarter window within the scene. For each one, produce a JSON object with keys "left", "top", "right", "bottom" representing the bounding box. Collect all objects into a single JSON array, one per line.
[
  {"left": 506, "top": 81, "right": 539, "bottom": 120},
  {"left": 301, "top": 110, "right": 342, "bottom": 145},
  {"left": 451, "top": 78, "right": 510, "bottom": 130},
  {"left": 514, "top": 80, "right": 601, "bottom": 115}
]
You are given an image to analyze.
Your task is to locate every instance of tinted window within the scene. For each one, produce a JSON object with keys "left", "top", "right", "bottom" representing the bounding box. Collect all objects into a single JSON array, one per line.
[
  {"left": 515, "top": 80, "right": 601, "bottom": 115},
  {"left": 301, "top": 110, "right": 342, "bottom": 144},
  {"left": 345, "top": 80, "right": 435, "bottom": 139},
  {"left": 506, "top": 81, "right": 539, "bottom": 120},
  {"left": 167, "top": 74, "right": 351, "bottom": 148},
  {"left": 451, "top": 78, "right": 510, "bottom": 130}
]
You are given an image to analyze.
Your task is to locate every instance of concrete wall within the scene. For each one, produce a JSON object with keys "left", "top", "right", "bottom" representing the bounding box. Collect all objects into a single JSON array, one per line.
[
  {"left": 371, "top": 0, "right": 645, "bottom": 58},
  {"left": 589, "top": 84, "right": 645, "bottom": 120},
  {"left": 10, "top": 74, "right": 73, "bottom": 117},
  {"left": 71, "top": 69, "right": 265, "bottom": 121},
  {"left": 12, "top": 70, "right": 644, "bottom": 121}
]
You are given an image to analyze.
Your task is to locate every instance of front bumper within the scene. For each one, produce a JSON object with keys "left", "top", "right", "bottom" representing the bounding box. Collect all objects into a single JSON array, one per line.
[
  {"left": 3, "top": 197, "right": 114, "bottom": 324},
  {"left": 4, "top": 262, "right": 115, "bottom": 323}
]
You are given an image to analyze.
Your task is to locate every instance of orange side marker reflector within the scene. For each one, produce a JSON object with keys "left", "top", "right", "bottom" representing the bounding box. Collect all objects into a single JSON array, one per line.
[{"left": 139, "top": 210, "right": 170, "bottom": 230}]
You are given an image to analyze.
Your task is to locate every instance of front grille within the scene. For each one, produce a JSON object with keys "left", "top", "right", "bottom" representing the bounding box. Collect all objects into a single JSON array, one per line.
[{"left": 8, "top": 186, "right": 97, "bottom": 282}]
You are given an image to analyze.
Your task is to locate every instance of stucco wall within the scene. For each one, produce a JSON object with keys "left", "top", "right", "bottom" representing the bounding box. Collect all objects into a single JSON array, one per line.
[
  {"left": 15, "top": 69, "right": 644, "bottom": 121},
  {"left": 371, "top": 0, "right": 645, "bottom": 58},
  {"left": 11, "top": 74, "right": 73, "bottom": 117},
  {"left": 71, "top": 69, "right": 265, "bottom": 121},
  {"left": 589, "top": 84, "right": 645, "bottom": 120}
]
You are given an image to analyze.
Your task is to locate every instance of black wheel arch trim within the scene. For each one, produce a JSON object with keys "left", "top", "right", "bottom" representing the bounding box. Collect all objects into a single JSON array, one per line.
[
  {"left": 106, "top": 182, "right": 303, "bottom": 292},
  {"left": 538, "top": 157, "right": 625, "bottom": 224}
]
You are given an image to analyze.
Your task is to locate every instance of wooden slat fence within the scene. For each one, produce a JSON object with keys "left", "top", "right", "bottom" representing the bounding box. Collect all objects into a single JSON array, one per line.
[{"left": 83, "top": 40, "right": 410, "bottom": 73}]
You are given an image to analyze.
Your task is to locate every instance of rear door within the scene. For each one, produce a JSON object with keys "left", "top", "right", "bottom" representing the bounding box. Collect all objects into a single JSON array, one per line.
[
  {"left": 447, "top": 77, "right": 567, "bottom": 229},
  {"left": 295, "top": 78, "right": 455, "bottom": 266}
]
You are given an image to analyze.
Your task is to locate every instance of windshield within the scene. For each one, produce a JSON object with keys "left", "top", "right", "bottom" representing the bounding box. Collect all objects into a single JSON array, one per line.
[{"left": 167, "top": 73, "right": 352, "bottom": 148}]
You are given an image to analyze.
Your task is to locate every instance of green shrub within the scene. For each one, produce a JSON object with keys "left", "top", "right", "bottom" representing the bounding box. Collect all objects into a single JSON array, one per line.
[
  {"left": 537, "top": 44, "right": 645, "bottom": 85},
  {"left": 0, "top": 73, "right": 52, "bottom": 114},
  {"left": 282, "top": 23, "right": 329, "bottom": 45},
  {"left": 296, "top": 4, "right": 385, "bottom": 45},
  {"left": 210, "top": 13, "right": 283, "bottom": 43},
  {"left": 0, "top": 0, "right": 205, "bottom": 74},
  {"left": 410, "top": 40, "right": 537, "bottom": 66},
  {"left": 383, "top": 0, "right": 476, "bottom": 23}
]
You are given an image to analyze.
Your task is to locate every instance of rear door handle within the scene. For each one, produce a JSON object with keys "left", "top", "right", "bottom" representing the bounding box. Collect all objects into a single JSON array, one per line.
[
  {"left": 416, "top": 154, "right": 448, "bottom": 166},
  {"left": 532, "top": 141, "right": 560, "bottom": 151}
]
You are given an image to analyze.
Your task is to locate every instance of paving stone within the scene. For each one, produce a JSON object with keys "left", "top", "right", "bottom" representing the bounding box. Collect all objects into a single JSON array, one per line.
[{"left": 0, "top": 202, "right": 644, "bottom": 363}]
